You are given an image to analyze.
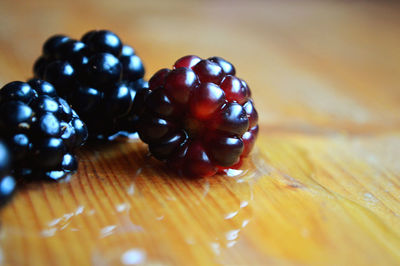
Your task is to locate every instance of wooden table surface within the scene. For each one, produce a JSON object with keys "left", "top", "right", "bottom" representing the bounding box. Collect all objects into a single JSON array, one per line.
[{"left": 1, "top": 0, "right": 400, "bottom": 265}]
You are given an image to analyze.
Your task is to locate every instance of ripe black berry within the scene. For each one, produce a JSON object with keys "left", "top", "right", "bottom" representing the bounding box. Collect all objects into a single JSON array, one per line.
[
  {"left": 43, "top": 35, "right": 70, "bottom": 59},
  {"left": 34, "top": 30, "right": 147, "bottom": 140},
  {"left": 137, "top": 56, "right": 259, "bottom": 177},
  {"left": 0, "top": 80, "right": 88, "bottom": 181},
  {"left": 83, "top": 30, "right": 122, "bottom": 56}
]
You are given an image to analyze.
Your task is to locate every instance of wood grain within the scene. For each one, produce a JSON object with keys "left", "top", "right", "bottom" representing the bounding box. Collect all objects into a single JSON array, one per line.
[{"left": 0, "top": 0, "right": 400, "bottom": 265}]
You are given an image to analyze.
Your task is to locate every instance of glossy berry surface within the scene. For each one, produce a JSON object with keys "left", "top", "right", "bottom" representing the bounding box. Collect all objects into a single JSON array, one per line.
[
  {"left": 0, "top": 140, "right": 16, "bottom": 207},
  {"left": 0, "top": 80, "right": 88, "bottom": 181},
  {"left": 33, "top": 30, "right": 147, "bottom": 140},
  {"left": 138, "top": 56, "right": 258, "bottom": 177}
]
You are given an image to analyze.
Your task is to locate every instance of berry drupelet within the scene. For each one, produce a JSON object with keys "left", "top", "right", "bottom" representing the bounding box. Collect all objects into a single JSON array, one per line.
[
  {"left": 137, "top": 55, "right": 259, "bottom": 177},
  {"left": 0, "top": 80, "right": 88, "bottom": 181},
  {"left": 33, "top": 30, "right": 148, "bottom": 140},
  {"left": 0, "top": 140, "right": 16, "bottom": 207}
]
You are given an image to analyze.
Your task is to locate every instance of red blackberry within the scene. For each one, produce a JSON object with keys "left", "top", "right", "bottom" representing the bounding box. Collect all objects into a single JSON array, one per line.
[
  {"left": 0, "top": 140, "right": 16, "bottom": 207},
  {"left": 0, "top": 80, "right": 88, "bottom": 181},
  {"left": 33, "top": 30, "right": 148, "bottom": 140},
  {"left": 137, "top": 56, "right": 259, "bottom": 177}
]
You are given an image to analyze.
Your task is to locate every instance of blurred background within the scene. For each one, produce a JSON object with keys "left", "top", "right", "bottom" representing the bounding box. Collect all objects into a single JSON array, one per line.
[
  {"left": 1, "top": 0, "right": 399, "bottom": 134},
  {"left": 1, "top": 1, "right": 400, "bottom": 265}
]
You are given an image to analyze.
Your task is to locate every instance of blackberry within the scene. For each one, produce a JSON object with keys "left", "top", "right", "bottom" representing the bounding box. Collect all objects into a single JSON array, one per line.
[
  {"left": 33, "top": 30, "right": 148, "bottom": 140},
  {"left": 0, "top": 80, "right": 88, "bottom": 181},
  {"left": 137, "top": 55, "right": 259, "bottom": 177},
  {"left": 0, "top": 140, "right": 16, "bottom": 207}
]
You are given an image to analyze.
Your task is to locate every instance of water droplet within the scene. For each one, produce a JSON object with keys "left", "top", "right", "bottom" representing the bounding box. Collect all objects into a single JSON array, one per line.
[
  {"left": 224, "top": 168, "right": 246, "bottom": 177},
  {"left": 364, "top": 193, "right": 378, "bottom": 204},
  {"left": 120, "top": 248, "right": 146, "bottom": 265},
  {"left": 210, "top": 242, "right": 220, "bottom": 255},
  {"left": 100, "top": 225, "right": 117, "bottom": 238},
  {"left": 116, "top": 203, "right": 130, "bottom": 212},
  {"left": 48, "top": 218, "right": 62, "bottom": 227},
  {"left": 224, "top": 211, "right": 239, "bottom": 220},
  {"left": 225, "top": 229, "right": 240, "bottom": 241},
  {"left": 41, "top": 228, "right": 57, "bottom": 237},
  {"left": 127, "top": 183, "right": 135, "bottom": 195},
  {"left": 75, "top": 206, "right": 84, "bottom": 215},
  {"left": 240, "top": 201, "right": 248, "bottom": 208}
]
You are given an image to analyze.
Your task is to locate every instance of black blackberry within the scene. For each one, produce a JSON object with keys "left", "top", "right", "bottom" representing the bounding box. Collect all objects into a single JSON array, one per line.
[
  {"left": 33, "top": 30, "right": 148, "bottom": 140},
  {"left": 0, "top": 80, "right": 88, "bottom": 181},
  {"left": 0, "top": 140, "right": 16, "bottom": 207}
]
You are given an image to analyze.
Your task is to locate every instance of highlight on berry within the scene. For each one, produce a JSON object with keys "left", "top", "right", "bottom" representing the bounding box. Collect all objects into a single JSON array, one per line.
[
  {"left": 0, "top": 140, "right": 16, "bottom": 207},
  {"left": 137, "top": 55, "right": 259, "bottom": 177}
]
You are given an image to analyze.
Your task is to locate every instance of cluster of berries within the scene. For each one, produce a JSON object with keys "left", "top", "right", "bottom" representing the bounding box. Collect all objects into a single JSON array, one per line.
[
  {"left": 33, "top": 30, "right": 147, "bottom": 139},
  {"left": 0, "top": 30, "right": 258, "bottom": 207}
]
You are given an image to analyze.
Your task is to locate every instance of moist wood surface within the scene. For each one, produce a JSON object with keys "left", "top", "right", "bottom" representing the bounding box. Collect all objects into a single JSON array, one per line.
[{"left": 0, "top": 1, "right": 400, "bottom": 265}]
